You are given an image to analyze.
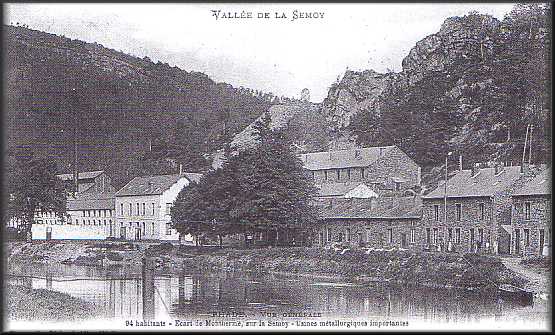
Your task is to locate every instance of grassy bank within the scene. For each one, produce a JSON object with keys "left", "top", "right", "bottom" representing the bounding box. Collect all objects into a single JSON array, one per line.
[
  {"left": 7, "top": 241, "right": 529, "bottom": 290},
  {"left": 178, "top": 247, "right": 527, "bottom": 290},
  {"left": 7, "top": 284, "right": 99, "bottom": 321}
]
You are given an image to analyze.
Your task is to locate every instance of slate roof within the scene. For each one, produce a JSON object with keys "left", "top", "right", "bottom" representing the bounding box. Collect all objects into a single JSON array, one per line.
[
  {"left": 67, "top": 192, "right": 115, "bottom": 210},
  {"left": 115, "top": 173, "right": 202, "bottom": 197},
  {"left": 318, "top": 196, "right": 422, "bottom": 220},
  {"left": 300, "top": 146, "right": 395, "bottom": 170},
  {"left": 423, "top": 166, "right": 523, "bottom": 199},
  {"left": 513, "top": 167, "right": 551, "bottom": 196},
  {"left": 57, "top": 170, "right": 105, "bottom": 181}
]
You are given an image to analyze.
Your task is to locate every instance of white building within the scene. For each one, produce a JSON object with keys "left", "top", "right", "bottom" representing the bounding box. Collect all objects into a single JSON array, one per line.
[
  {"left": 31, "top": 192, "right": 115, "bottom": 240},
  {"left": 113, "top": 173, "right": 202, "bottom": 242}
]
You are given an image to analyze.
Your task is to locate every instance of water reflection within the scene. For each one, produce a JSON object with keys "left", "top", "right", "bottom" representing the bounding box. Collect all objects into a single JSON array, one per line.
[{"left": 6, "top": 261, "right": 549, "bottom": 328}]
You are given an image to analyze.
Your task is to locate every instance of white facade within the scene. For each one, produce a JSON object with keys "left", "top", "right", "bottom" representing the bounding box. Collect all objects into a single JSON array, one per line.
[
  {"left": 114, "top": 176, "right": 193, "bottom": 242},
  {"left": 31, "top": 207, "right": 115, "bottom": 240}
]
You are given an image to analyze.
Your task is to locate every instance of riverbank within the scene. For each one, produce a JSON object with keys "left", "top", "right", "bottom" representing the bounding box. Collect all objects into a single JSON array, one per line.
[
  {"left": 6, "top": 241, "right": 542, "bottom": 291},
  {"left": 7, "top": 284, "right": 100, "bottom": 321}
]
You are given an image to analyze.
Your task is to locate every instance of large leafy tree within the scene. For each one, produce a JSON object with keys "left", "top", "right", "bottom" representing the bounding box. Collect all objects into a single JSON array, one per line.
[
  {"left": 171, "top": 114, "right": 320, "bottom": 246},
  {"left": 5, "top": 155, "right": 67, "bottom": 241}
]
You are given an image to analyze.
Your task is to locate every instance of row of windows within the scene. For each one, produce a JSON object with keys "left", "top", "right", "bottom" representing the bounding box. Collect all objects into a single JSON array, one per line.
[
  {"left": 35, "top": 218, "right": 113, "bottom": 226},
  {"left": 114, "top": 222, "right": 172, "bottom": 235},
  {"left": 82, "top": 209, "right": 113, "bottom": 218},
  {"left": 322, "top": 227, "right": 417, "bottom": 244},
  {"left": 118, "top": 202, "right": 173, "bottom": 217},
  {"left": 514, "top": 202, "right": 533, "bottom": 220},
  {"left": 433, "top": 203, "right": 487, "bottom": 222}
]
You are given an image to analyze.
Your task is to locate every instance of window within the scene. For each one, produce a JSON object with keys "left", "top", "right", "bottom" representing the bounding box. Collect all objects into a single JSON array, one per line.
[
  {"left": 326, "top": 227, "right": 332, "bottom": 242},
  {"left": 456, "top": 204, "right": 462, "bottom": 221},
  {"left": 337, "top": 170, "right": 341, "bottom": 180},
  {"left": 312, "top": 171, "right": 315, "bottom": 181},
  {"left": 75, "top": 219, "right": 78, "bottom": 225},
  {"left": 433, "top": 228, "right": 438, "bottom": 244},
  {"left": 479, "top": 203, "right": 485, "bottom": 220},
  {"left": 128, "top": 203, "right": 132, "bottom": 216},
  {"left": 410, "top": 229, "right": 415, "bottom": 243},
  {"left": 387, "top": 228, "right": 393, "bottom": 243},
  {"left": 120, "top": 204, "right": 124, "bottom": 216},
  {"left": 324, "top": 170, "right": 328, "bottom": 181},
  {"left": 345, "top": 228, "right": 351, "bottom": 242},
  {"left": 426, "top": 228, "right": 431, "bottom": 244},
  {"left": 361, "top": 167, "right": 365, "bottom": 179},
  {"left": 478, "top": 228, "right": 484, "bottom": 243},
  {"left": 165, "top": 203, "right": 172, "bottom": 215},
  {"left": 152, "top": 203, "right": 155, "bottom": 216},
  {"left": 142, "top": 203, "right": 146, "bottom": 216},
  {"left": 524, "top": 229, "right": 530, "bottom": 247},
  {"left": 82, "top": 210, "right": 86, "bottom": 217},
  {"left": 448, "top": 228, "right": 453, "bottom": 241},
  {"left": 347, "top": 169, "right": 351, "bottom": 180},
  {"left": 434, "top": 205, "right": 440, "bottom": 221},
  {"left": 525, "top": 202, "right": 531, "bottom": 220},
  {"left": 136, "top": 203, "right": 140, "bottom": 215},
  {"left": 166, "top": 223, "right": 172, "bottom": 235},
  {"left": 455, "top": 228, "right": 461, "bottom": 244},
  {"left": 103, "top": 220, "right": 106, "bottom": 226}
]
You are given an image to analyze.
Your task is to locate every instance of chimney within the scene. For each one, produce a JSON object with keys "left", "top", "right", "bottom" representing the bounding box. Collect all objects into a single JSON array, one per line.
[
  {"left": 471, "top": 163, "right": 481, "bottom": 177},
  {"left": 494, "top": 161, "right": 505, "bottom": 175},
  {"left": 179, "top": 164, "right": 183, "bottom": 176}
]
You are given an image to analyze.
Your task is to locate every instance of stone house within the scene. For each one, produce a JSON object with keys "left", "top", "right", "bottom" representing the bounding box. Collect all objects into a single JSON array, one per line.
[
  {"left": 300, "top": 145, "right": 421, "bottom": 198},
  {"left": 56, "top": 170, "right": 115, "bottom": 194},
  {"left": 114, "top": 173, "right": 202, "bottom": 242},
  {"left": 314, "top": 196, "right": 422, "bottom": 249},
  {"left": 31, "top": 191, "right": 115, "bottom": 240},
  {"left": 511, "top": 167, "right": 551, "bottom": 257},
  {"left": 421, "top": 164, "right": 543, "bottom": 254}
]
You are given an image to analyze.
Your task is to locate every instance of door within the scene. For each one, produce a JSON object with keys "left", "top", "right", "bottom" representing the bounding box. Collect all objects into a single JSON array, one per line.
[
  {"left": 401, "top": 233, "right": 407, "bottom": 248},
  {"left": 135, "top": 227, "right": 142, "bottom": 241},
  {"left": 120, "top": 226, "right": 127, "bottom": 240},
  {"left": 514, "top": 229, "right": 521, "bottom": 254},
  {"left": 539, "top": 229, "right": 545, "bottom": 256},
  {"left": 46, "top": 227, "right": 52, "bottom": 241}
]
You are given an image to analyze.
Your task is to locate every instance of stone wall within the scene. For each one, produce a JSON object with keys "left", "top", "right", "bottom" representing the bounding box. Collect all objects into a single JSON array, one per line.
[
  {"left": 511, "top": 194, "right": 551, "bottom": 256},
  {"left": 421, "top": 197, "right": 500, "bottom": 254}
]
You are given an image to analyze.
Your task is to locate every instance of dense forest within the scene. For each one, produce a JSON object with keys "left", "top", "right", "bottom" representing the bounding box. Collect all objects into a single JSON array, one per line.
[{"left": 4, "top": 25, "right": 284, "bottom": 188}]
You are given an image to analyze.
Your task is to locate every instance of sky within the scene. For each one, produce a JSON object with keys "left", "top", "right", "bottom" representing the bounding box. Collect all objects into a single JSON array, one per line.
[{"left": 6, "top": 3, "right": 515, "bottom": 102}]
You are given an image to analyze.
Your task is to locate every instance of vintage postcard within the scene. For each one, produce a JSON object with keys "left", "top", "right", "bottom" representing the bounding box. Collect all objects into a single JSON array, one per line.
[{"left": 3, "top": 2, "right": 551, "bottom": 332}]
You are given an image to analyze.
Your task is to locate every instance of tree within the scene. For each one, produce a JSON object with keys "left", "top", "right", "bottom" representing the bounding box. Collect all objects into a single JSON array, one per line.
[
  {"left": 171, "top": 114, "right": 320, "bottom": 246},
  {"left": 5, "top": 156, "right": 67, "bottom": 241}
]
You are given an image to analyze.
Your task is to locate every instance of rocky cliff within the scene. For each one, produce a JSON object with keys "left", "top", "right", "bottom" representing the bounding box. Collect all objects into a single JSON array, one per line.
[{"left": 321, "top": 7, "right": 550, "bottom": 174}]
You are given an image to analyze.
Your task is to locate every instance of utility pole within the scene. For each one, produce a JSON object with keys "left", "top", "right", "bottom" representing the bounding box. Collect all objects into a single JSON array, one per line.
[
  {"left": 528, "top": 125, "right": 534, "bottom": 165},
  {"left": 444, "top": 152, "right": 452, "bottom": 247},
  {"left": 522, "top": 124, "right": 530, "bottom": 167},
  {"left": 71, "top": 88, "right": 79, "bottom": 194}
]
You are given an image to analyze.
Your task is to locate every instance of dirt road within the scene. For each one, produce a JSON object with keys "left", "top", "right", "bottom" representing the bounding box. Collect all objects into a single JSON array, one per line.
[{"left": 499, "top": 257, "right": 550, "bottom": 293}]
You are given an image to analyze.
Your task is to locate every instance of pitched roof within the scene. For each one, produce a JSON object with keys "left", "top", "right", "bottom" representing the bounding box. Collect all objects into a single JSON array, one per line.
[
  {"left": 67, "top": 192, "right": 115, "bottom": 210},
  {"left": 318, "top": 196, "right": 422, "bottom": 220},
  {"left": 423, "top": 166, "right": 523, "bottom": 199},
  {"left": 115, "top": 173, "right": 202, "bottom": 197},
  {"left": 57, "top": 170, "right": 105, "bottom": 181},
  {"left": 513, "top": 167, "right": 551, "bottom": 196},
  {"left": 300, "top": 146, "right": 395, "bottom": 170}
]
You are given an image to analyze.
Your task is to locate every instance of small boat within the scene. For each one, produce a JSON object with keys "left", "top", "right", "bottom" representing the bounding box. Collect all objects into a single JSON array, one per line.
[{"left": 498, "top": 284, "right": 534, "bottom": 304}]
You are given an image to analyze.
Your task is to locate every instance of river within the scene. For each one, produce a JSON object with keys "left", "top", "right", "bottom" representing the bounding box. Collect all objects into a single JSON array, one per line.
[{"left": 6, "top": 261, "right": 550, "bottom": 330}]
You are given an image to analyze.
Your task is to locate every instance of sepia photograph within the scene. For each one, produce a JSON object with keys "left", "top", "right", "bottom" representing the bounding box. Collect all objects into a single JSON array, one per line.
[{"left": 3, "top": 2, "right": 552, "bottom": 332}]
